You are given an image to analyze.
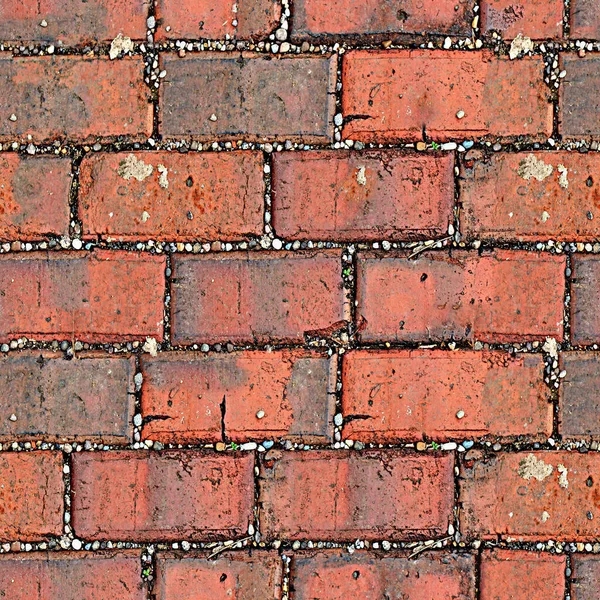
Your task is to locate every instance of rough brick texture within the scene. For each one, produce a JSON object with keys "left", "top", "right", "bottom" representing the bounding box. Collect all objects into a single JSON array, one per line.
[
  {"left": 71, "top": 451, "right": 254, "bottom": 541},
  {"left": 342, "top": 50, "right": 552, "bottom": 142},
  {"left": 356, "top": 250, "right": 565, "bottom": 343},
  {"left": 480, "top": 0, "right": 564, "bottom": 39},
  {"left": 272, "top": 150, "right": 455, "bottom": 241},
  {"left": 570, "top": 0, "right": 600, "bottom": 39},
  {"left": 79, "top": 151, "right": 265, "bottom": 242},
  {"left": 572, "top": 555, "right": 600, "bottom": 600},
  {"left": 342, "top": 350, "right": 551, "bottom": 442},
  {"left": 571, "top": 256, "right": 600, "bottom": 345}
]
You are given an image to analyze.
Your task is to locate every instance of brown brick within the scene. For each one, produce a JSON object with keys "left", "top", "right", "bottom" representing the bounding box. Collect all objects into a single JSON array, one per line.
[
  {"left": 480, "top": 0, "right": 564, "bottom": 39},
  {"left": 570, "top": 0, "right": 600, "bottom": 39},
  {"left": 460, "top": 451, "right": 600, "bottom": 540},
  {"left": 572, "top": 555, "right": 600, "bottom": 600},
  {"left": 0, "top": 551, "right": 146, "bottom": 600},
  {"left": 290, "top": 0, "right": 472, "bottom": 40},
  {"left": 342, "top": 349, "right": 551, "bottom": 442},
  {"left": 0, "top": 452, "right": 63, "bottom": 541},
  {"left": 155, "top": 551, "right": 283, "bottom": 600},
  {"left": 291, "top": 551, "right": 476, "bottom": 600},
  {"left": 0, "top": 55, "right": 152, "bottom": 143},
  {"left": 160, "top": 53, "right": 337, "bottom": 142},
  {"left": 271, "top": 150, "right": 455, "bottom": 241},
  {"left": 0, "top": 154, "right": 71, "bottom": 240},
  {"left": 0, "top": 250, "right": 165, "bottom": 343},
  {"left": 171, "top": 251, "right": 347, "bottom": 345},
  {"left": 0, "top": 0, "right": 148, "bottom": 44},
  {"left": 480, "top": 550, "right": 566, "bottom": 600},
  {"left": 571, "top": 256, "right": 600, "bottom": 345},
  {"left": 79, "top": 151, "right": 265, "bottom": 242},
  {"left": 142, "top": 350, "right": 336, "bottom": 444},
  {"left": 0, "top": 352, "right": 135, "bottom": 443},
  {"left": 259, "top": 450, "right": 454, "bottom": 541},
  {"left": 71, "top": 451, "right": 254, "bottom": 541},
  {"left": 342, "top": 50, "right": 552, "bottom": 142},
  {"left": 356, "top": 250, "right": 565, "bottom": 343},
  {"left": 156, "top": 0, "right": 281, "bottom": 40},
  {"left": 460, "top": 151, "right": 600, "bottom": 242}
]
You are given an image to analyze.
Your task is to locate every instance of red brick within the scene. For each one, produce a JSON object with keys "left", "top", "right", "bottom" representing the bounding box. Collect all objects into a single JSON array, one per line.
[
  {"left": 480, "top": 549, "right": 566, "bottom": 600},
  {"left": 79, "top": 151, "right": 265, "bottom": 242},
  {"left": 480, "top": 0, "right": 564, "bottom": 39},
  {"left": 342, "top": 50, "right": 552, "bottom": 142},
  {"left": 171, "top": 251, "right": 347, "bottom": 345},
  {"left": 271, "top": 150, "right": 455, "bottom": 241},
  {"left": 0, "top": 55, "right": 152, "bottom": 143},
  {"left": 142, "top": 350, "right": 336, "bottom": 444},
  {"left": 460, "top": 151, "right": 600, "bottom": 242},
  {"left": 0, "top": 352, "right": 135, "bottom": 443},
  {"left": 0, "top": 451, "right": 63, "bottom": 541},
  {"left": 0, "top": 0, "right": 148, "bottom": 44},
  {"left": 460, "top": 451, "right": 600, "bottom": 540},
  {"left": 572, "top": 555, "right": 600, "bottom": 600},
  {"left": 571, "top": 256, "right": 600, "bottom": 345},
  {"left": 342, "top": 349, "right": 551, "bottom": 443},
  {"left": 155, "top": 551, "right": 282, "bottom": 600},
  {"left": 259, "top": 450, "right": 454, "bottom": 541},
  {"left": 570, "top": 0, "right": 600, "bottom": 39},
  {"left": 0, "top": 250, "right": 165, "bottom": 343},
  {"left": 160, "top": 53, "right": 337, "bottom": 143},
  {"left": 291, "top": 551, "right": 476, "bottom": 600},
  {"left": 0, "top": 551, "right": 146, "bottom": 600},
  {"left": 156, "top": 0, "right": 281, "bottom": 40},
  {"left": 290, "top": 0, "right": 472, "bottom": 39},
  {"left": 356, "top": 250, "right": 565, "bottom": 343},
  {"left": 0, "top": 154, "right": 71, "bottom": 241},
  {"left": 71, "top": 450, "right": 254, "bottom": 541}
]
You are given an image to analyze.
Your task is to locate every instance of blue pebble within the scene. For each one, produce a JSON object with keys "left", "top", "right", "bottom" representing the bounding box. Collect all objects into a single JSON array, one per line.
[
  {"left": 462, "top": 140, "right": 474, "bottom": 149},
  {"left": 262, "top": 440, "right": 274, "bottom": 449},
  {"left": 462, "top": 440, "right": 474, "bottom": 449}
]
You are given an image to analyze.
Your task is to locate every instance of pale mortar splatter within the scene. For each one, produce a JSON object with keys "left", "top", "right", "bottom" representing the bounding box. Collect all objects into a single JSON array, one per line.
[
  {"left": 118, "top": 154, "right": 153, "bottom": 181},
  {"left": 518, "top": 454, "right": 553, "bottom": 481},
  {"left": 518, "top": 154, "right": 553, "bottom": 182}
]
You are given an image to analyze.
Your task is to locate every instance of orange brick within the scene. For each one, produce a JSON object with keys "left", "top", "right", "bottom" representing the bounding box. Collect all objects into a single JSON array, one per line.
[{"left": 480, "top": 0, "right": 564, "bottom": 39}]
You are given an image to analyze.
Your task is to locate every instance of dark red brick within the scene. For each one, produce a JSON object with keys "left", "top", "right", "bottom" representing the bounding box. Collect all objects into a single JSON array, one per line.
[
  {"left": 155, "top": 551, "right": 282, "bottom": 600},
  {"left": 572, "top": 555, "right": 600, "bottom": 600},
  {"left": 142, "top": 350, "right": 336, "bottom": 444},
  {"left": 271, "top": 150, "right": 455, "bottom": 241},
  {"left": 480, "top": 549, "right": 566, "bottom": 600},
  {"left": 160, "top": 53, "right": 337, "bottom": 142},
  {"left": 0, "top": 551, "right": 146, "bottom": 600},
  {"left": 570, "top": 0, "right": 600, "bottom": 39},
  {"left": 571, "top": 256, "right": 600, "bottom": 345},
  {"left": 291, "top": 551, "right": 476, "bottom": 600},
  {"left": 0, "top": 352, "right": 135, "bottom": 443},
  {"left": 0, "top": 451, "right": 63, "bottom": 541},
  {"left": 71, "top": 450, "right": 254, "bottom": 541},
  {"left": 342, "top": 349, "right": 551, "bottom": 442},
  {"left": 79, "top": 151, "right": 265, "bottom": 242},
  {"left": 480, "top": 0, "right": 564, "bottom": 39},
  {"left": 0, "top": 55, "right": 152, "bottom": 143},
  {"left": 356, "top": 250, "right": 565, "bottom": 343},
  {"left": 0, "top": 154, "right": 71, "bottom": 240},
  {"left": 460, "top": 451, "right": 600, "bottom": 540},
  {"left": 0, "top": 250, "right": 165, "bottom": 343},
  {"left": 342, "top": 50, "right": 552, "bottom": 142},
  {"left": 259, "top": 450, "right": 454, "bottom": 541},
  {"left": 171, "top": 251, "right": 348, "bottom": 345}
]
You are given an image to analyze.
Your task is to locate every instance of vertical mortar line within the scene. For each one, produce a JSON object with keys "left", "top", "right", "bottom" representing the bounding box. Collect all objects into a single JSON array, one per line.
[
  {"left": 253, "top": 450, "right": 262, "bottom": 547},
  {"left": 142, "top": 544, "right": 157, "bottom": 600},
  {"left": 472, "top": 0, "right": 482, "bottom": 43},
  {"left": 453, "top": 449, "right": 463, "bottom": 546},
  {"left": 474, "top": 543, "right": 483, "bottom": 600},
  {"left": 263, "top": 151, "right": 274, "bottom": 238},
  {"left": 563, "top": 0, "right": 571, "bottom": 39},
  {"left": 452, "top": 149, "right": 462, "bottom": 244},
  {"left": 133, "top": 353, "right": 144, "bottom": 446},
  {"left": 68, "top": 148, "right": 84, "bottom": 241},
  {"left": 163, "top": 252, "right": 173, "bottom": 346},
  {"left": 546, "top": 48, "right": 562, "bottom": 143},
  {"left": 564, "top": 252, "right": 572, "bottom": 347},
  {"left": 281, "top": 551, "right": 292, "bottom": 600},
  {"left": 62, "top": 450, "right": 73, "bottom": 541},
  {"left": 565, "top": 552, "right": 573, "bottom": 600},
  {"left": 146, "top": 0, "right": 160, "bottom": 143},
  {"left": 281, "top": 0, "right": 292, "bottom": 43},
  {"left": 333, "top": 348, "right": 345, "bottom": 446}
]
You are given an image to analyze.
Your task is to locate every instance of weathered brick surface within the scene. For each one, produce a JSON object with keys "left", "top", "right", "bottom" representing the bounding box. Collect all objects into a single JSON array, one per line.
[
  {"left": 0, "top": 0, "right": 148, "bottom": 44},
  {"left": 0, "top": 250, "right": 165, "bottom": 342},
  {"left": 171, "top": 251, "right": 347, "bottom": 345},
  {"left": 0, "top": 155, "right": 71, "bottom": 240},
  {"left": 342, "top": 350, "right": 551, "bottom": 442},
  {"left": 356, "top": 250, "right": 565, "bottom": 343},
  {"left": 480, "top": 0, "right": 564, "bottom": 39},
  {"left": 271, "top": 150, "right": 455, "bottom": 241},
  {"left": 79, "top": 151, "right": 265, "bottom": 242},
  {"left": 570, "top": 0, "right": 600, "bottom": 39},
  {"left": 572, "top": 555, "right": 600, "bottom": 600},
  {"left": 571, "top": 256, "right": 600, "bottom": 345},
  {"left": 290, "top": 0, "right": 472, "bottom": 39},
  {"left": 342, "top": 50, "right": 552, "bottom": 142},
  {"left": 0, "top": 452, "right": 63, "bottom": 541},
  {"left": 142, "top": 351, "right": 336, "bottom": 443},
  {"left": 0, "top": 352, "right": 135, "bottom": 443},
  {"left": 71, "top": 451, "right": 254, "bottom": 541},
  {"left": 0, "top": 551, "right": 146, "bottom": 600},
  {"left": 259, "top": 450, "right": 454, "bottom": 541},
  {"left": 160, "top": 53, "right": 337, "bottom": 142},
  {"left": 155, "top": 552, "right": 283, "bottom": 600},
  {"left": 460, "top": 151, "right": 600, "bottom": 242},
  {"left": 460, "top": 451, "right": 600, "bottom": 540},
  {"left": 480, "top": 550, "right": 566, "bottom": 600},
  {"left": 0, "top": 55, "right": 152, "bottom": 143},
  {"left": 156, "top": 0, "right": 281, "bottom": 40},
  {"left": 291, "top": 551, "right": 476, "bottom": 599}
]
